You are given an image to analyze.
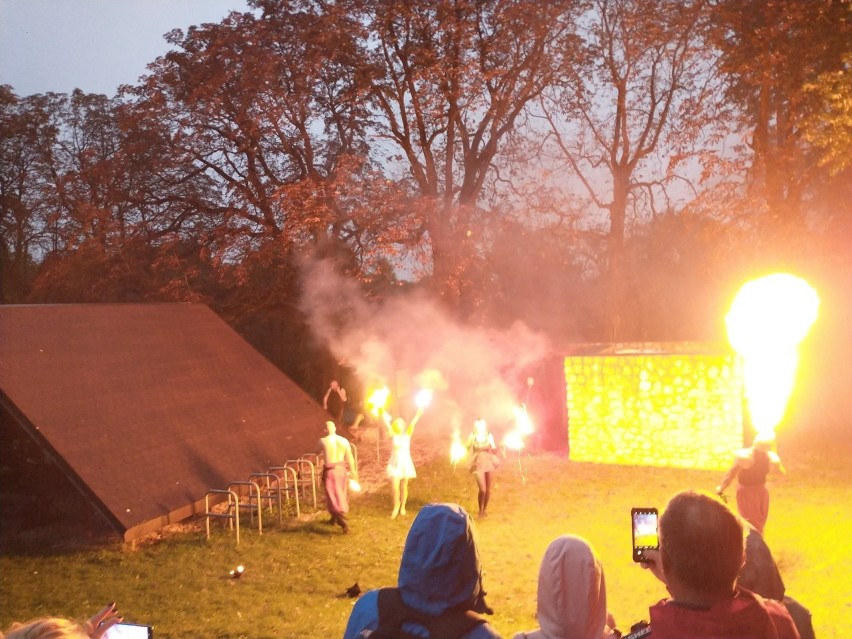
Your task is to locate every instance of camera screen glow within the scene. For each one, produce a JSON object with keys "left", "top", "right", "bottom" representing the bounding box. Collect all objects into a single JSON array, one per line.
[
  {"left": 633, "top": 511, "right": 659, "bottom": 549},
  {"left": 104, "top": 623, "right": 152, "bottom": 639}
]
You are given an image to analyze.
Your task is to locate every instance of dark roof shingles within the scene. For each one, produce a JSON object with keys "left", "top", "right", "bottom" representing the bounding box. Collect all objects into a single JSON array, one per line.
[{"left": 0, "top": 304, "right": 326, "bottom": 538}]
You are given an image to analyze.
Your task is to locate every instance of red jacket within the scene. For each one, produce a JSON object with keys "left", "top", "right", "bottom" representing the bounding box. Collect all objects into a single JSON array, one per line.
[{"left": 648, "top": 588, "right": 800, "bottom": 639}]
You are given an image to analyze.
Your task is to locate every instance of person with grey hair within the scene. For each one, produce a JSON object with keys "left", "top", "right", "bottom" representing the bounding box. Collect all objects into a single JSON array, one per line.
[{"left": 638, "top": 490, "right": 799, "bottom": 639}]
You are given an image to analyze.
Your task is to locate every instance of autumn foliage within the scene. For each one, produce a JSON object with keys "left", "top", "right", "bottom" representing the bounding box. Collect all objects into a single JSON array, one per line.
[{"left": 1, "top": 0, "right": 850, "bottom": 385}]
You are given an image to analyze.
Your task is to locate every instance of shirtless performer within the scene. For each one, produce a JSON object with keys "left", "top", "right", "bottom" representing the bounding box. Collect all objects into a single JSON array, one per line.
[{"left": 319, "top": 421, "right": 358, "bottom": 533}]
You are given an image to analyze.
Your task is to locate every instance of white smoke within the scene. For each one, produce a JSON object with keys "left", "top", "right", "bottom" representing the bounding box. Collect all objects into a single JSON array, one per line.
[{"left": 298, "top": 258, "right": 551, "bottom": 440}]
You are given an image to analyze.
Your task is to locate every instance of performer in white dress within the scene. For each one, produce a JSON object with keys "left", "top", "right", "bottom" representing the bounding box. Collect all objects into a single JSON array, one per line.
[{"left": 385, "top": 406, "right": 424, "bottom": 519}]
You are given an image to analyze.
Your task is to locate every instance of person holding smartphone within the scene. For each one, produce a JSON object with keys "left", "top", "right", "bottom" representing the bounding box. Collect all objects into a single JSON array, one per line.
[{"left": 636, "top": 490, "right": 799, "bottom": 639}]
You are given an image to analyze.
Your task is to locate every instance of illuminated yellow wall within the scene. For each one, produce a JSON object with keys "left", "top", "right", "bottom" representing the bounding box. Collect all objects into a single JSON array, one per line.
[{"left": 565, "top": 345, "right": 744, "bottom": 470}]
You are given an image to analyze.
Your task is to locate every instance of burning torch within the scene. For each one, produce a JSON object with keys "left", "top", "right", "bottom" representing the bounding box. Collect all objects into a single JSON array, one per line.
[
  {"left": 450, "top": 431, "right": 467, "bottom": 470},
  {"left": 415, "top": 388, "right": 433, "bottom": 410}
]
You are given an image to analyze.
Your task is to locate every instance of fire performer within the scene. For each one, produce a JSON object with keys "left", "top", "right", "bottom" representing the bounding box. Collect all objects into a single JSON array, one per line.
[
  {"left": 715, "top": 433, "right": 785, "bottom": 535},
  {"left": 319, "top": 420, "right": 359, "bottom": 533},
  {"left": 323, "top": 380, "right": 348, "bottom": 424},
  {"left": 467, "top": 418, "right": 500, "bottom": 518},
  {"left": 384, "top": 405, "right": 425, "bottom": 519}
]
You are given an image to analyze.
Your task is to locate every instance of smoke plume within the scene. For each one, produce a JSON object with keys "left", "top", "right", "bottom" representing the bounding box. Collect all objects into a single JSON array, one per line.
[{"left": 298, "top": 258, "right": 551, "bottom": 440}]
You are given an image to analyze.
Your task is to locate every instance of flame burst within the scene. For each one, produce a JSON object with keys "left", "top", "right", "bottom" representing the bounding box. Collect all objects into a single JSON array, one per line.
[
  {"left": 450, "top": 431, "right": 467, "bottom": 465},
  {"left": 415, "top": 388, "right": 433, "bottom": 409},
  {"left": 502, "top": 405, "right": 535, "bottom": 452},
  {"left": 366, "top": 386, "right": 391, "bottom": 417},
  {"left": 726, "top": 273, "right": 819, "bottom": 437}
]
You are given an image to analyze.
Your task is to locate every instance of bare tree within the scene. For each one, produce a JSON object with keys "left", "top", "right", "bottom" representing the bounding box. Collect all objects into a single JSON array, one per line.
[
  {"left": 539, "top": 0, "right": 721, "bottom": 339},
  {"left": 360, "top": 0, "right": 585, "bottom": 316}
]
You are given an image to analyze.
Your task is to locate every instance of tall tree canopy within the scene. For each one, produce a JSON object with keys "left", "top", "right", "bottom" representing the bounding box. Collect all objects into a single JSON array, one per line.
[
  {"left": 2, "top": 0, "right": 850, "bottom": 364},
  {"left": 359, "top": 0, "right": 585, "bottom": 315},
  {"left": 710, "top": 0, "right": 852, "bottom": 232},
  {"left": 539, "top": 0, "right": 721, "bottom": 339}
]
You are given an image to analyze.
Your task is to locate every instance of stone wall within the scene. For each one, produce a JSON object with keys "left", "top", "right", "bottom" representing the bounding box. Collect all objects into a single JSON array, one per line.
[{"left": 564, "top": 343, "right": 744, "bottom": 471}]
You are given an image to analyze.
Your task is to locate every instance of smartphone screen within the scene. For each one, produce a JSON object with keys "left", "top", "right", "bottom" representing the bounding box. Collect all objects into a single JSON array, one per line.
[
  {"left": 631, "top": 507, "right": 659, "bottom": 562},
  {"left": 103, "top": 623, "right": 153, "bottom": 639}
]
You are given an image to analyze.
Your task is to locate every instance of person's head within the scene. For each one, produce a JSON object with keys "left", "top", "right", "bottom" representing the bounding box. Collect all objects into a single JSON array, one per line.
[
  {"left": 752, "top": 432, "right": 775, "bottom": 452},
  {"left": 324, "top": 420, "right": 336, "bottom": 435},
  {"left": 391, "top": 417, "right": 406, "bottom": 435},
  {"left": 3, "top": 618, "right": 88, "bottom": 639},
  {"left": 397, "top": 503, "right": 492, "bottom": 616},
  {"left": 330, "top": 380, "right": 340, "bottom": 390},
  {"left": 535, "top": 535, "right": 608, "bottom": 639},
  {"left": 659, "top": 490, "right": 745, "bottom": 603},
  {"left": 473, "top": 418, "right": 487, "bottom": 436}
]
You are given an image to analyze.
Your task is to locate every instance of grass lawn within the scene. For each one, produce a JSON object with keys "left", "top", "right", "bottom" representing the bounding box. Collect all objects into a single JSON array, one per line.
[{"left": 1, "top": 433, "right": 850, "bottom": 638}]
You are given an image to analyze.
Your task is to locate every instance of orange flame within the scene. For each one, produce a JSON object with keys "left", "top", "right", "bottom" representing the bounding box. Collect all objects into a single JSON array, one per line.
[
  {"left": 502, "top": 405, "right": 534, "bottom": 452},
  {"left": 503, "top": 430, "right": 525, "bottom": 451},
  {"left": 366, "top": 386, "right": 391, "bottom": 417},
  {"left": 726, "top": 273, "right": 819, "bottom": 437},
  {"left": 450, "top": 431, "right": 467, "bottom": 464}
]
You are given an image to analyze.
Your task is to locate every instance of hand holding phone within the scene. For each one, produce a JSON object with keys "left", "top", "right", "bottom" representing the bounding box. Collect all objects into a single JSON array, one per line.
[{"left": 631, "top": 507, "right": 659, "bottom": 563}]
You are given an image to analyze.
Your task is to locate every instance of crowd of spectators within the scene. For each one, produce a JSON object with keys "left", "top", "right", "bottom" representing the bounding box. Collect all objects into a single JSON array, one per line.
[{"left": 4, "top": 492, "right": 813, "bottom": 639}]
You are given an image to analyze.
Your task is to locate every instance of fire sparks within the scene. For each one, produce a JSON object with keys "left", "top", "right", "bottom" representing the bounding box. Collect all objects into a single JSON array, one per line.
[
  {"left": 366, "top": 386, "right": 391, "bottom": 417},
  {"left": 501, "top": 405, "right": 535, "bottom": 452},
  {"left": 450, "top": 432, "right": 467, "bottom": 466},
  {"left": 726, "top": 273, "right": 820, "bottom": 438},
  {"left": 503, "top": 430, "right": 525, "bottom": 451},
  {"left": 514, "top": 405, "right": 534, "bottom": 437}
]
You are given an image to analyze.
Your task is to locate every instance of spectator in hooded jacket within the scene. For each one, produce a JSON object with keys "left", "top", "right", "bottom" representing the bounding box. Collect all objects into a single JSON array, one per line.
[
  {"left": 512, "top": 534, "right": 620, "bottom": 639},
  {"left": 342, "top": 503, "right": 502, "bottom": 639}
]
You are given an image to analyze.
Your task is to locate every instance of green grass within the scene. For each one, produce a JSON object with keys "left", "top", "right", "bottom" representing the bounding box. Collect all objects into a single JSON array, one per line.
[{"left": 2, "top": 439, "right": 850, "bottom": 638}]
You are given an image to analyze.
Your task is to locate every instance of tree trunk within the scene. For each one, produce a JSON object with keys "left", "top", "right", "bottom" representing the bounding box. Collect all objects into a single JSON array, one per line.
[{"left": 606, "top": 171, "right": 630, "bottom": 341}]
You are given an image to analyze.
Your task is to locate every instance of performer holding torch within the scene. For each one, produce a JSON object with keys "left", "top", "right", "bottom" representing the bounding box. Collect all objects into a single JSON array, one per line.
[
  {"left": 467, "top": 418, "right": 499, "bottom": 518},
  {"left": 716, "top": 432, "right": 786, "bottom": 535},
  {"left": 384, "top": 389, "right": 431, "bottom": 519},
  {"left": 319, "top": 420, "right": 359, "bottom": 533}
]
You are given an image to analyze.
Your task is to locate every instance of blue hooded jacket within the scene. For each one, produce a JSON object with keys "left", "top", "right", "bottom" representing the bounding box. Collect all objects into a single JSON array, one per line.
[{"left": 343, "top": 503, "right": 502, "bottom": 638}]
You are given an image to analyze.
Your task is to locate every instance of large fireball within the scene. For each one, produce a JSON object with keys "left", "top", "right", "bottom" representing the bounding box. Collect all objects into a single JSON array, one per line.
[{"left": 726, "top": 273, "right": 820, "bottom": 437}]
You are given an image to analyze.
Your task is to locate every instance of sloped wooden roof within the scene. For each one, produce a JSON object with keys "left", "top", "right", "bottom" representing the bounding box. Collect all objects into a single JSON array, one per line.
[{"left": 0, "top": 303, "right": 328, "bottom": 542}]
